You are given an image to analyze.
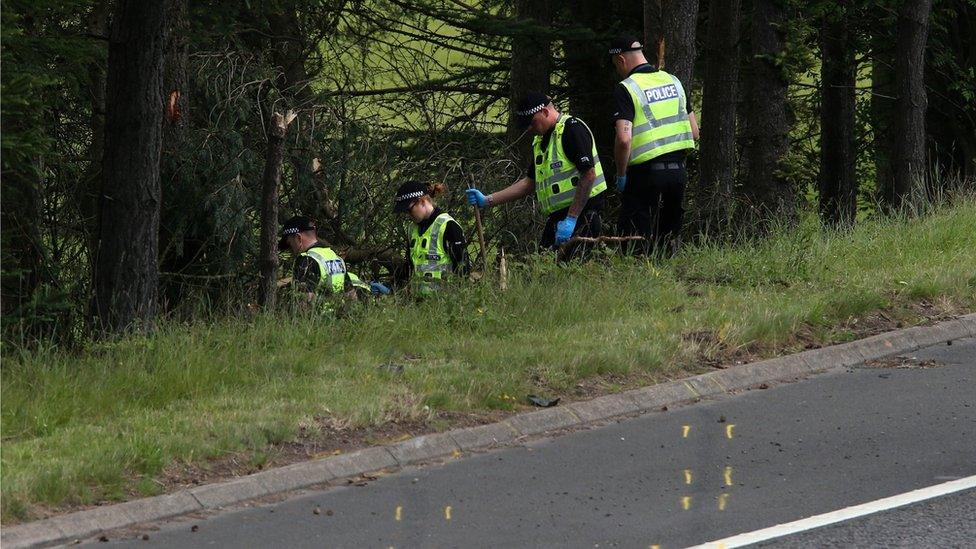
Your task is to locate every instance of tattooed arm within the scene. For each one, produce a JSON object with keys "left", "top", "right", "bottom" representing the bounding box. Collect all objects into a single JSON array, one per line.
[{"left": 614, "top": 119, "right": 633, "bottom": 176}]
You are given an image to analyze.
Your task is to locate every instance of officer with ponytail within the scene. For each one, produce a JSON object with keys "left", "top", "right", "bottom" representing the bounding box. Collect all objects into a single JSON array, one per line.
[
  {"left": 393, "top": 181, "right": 469, "bottom": 294},
  {"left": 465, "top": 92, "right": 607, "bottom": 253}
]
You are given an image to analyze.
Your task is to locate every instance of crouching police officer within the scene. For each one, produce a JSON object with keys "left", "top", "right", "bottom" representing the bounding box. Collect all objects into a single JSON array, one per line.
[
  {"left": 610, "top": 36, "right": 699, "bottom": 254},
  {"left": 278, "top": 216, "right": 387, "bottom": 310},
  {"left": 393, "top": 180, "right": 468, "bottom": 294},
  {"left": 465, "top": 92, "right": 607, "bottom": 254}
]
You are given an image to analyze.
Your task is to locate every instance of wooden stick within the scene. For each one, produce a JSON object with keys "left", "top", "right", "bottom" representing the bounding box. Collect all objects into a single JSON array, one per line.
[
  {"left": 499, "top": 247, "right": 507, "bottom": 292},
  {"left": 558, "top": 235, "right": 646, "bottom": 249},
  {"left": 467, "top": 183, "right": 488, "bottom": 273}
]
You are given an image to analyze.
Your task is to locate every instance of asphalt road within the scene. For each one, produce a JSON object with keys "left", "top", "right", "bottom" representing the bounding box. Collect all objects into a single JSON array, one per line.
[
  {"left": 757, "top": 488, "right": 976, "bottom": 548},
  {"left": 95, "top": 338, "right": 976, "bottom": 548}
]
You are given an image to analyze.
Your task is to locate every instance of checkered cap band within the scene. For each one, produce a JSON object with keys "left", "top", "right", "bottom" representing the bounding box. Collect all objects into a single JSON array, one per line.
[
  {"left": 516, "top": 103, "right": 545, "bottom": 117},
  {"left": 396, "top": 190, "right": 425, "bottom": 202}
]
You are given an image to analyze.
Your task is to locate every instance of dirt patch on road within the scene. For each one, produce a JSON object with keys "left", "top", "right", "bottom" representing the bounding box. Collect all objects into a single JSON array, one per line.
[{"left": 863, "top": 356, "right": 944, "bottom": 369}]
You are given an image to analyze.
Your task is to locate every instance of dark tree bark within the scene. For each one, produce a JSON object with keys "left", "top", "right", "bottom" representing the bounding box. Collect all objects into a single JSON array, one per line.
[
  {"left": 819, "top": 7, "right": 857, "bottom": 226},
  {"left": 257, "top": 107, "right": 297, "bottom": 309},
  {"left": 507, "top": 0, "right": 552, "bottom": 164},
  {"left": 158, "top": 0, "right": 191, "bottom": 307},
  {"left": 562, "top": 0, "right": 628, "bottom": 167},
  {"left": 661, "top": 0, "right": 700, "bottom": 93},
  {"left": 78, "top": 0, "right": 110, "bottom": 256},
  {"left": 871, "top": 26, "right": 897, "bottom": 207},
  {"left": 162, "top": 0, "right": 188, "bottom": 150},
  {"left": 891, "top": 0, "right": 932, "bottom": 208},
  {"left": 92, "top": 0, "right": 167, "bottom": 333},
  {"left": 643, "top": 0, "right": 663, "bottom": 66},
  {"left": 697, "top": 0, "right": 741, "bottom": 228},
  {"left": 924, "top": 0, "right": 976, "bottom": 184},
  {"left": 741, "top": 0, "right": 792, "bottom": 226}
]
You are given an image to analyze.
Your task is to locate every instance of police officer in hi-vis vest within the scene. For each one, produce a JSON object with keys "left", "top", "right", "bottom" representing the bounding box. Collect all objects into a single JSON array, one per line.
[
  {"left": 393, "top": 181, "right": 468, "bottom": 294},
  {"left": 465, "top": 92, "right": 608, "bottom": 252},
  {"left": 610, "top": 36, "right": 699, "bottom": 254},
  {"left": 278, "top": 216, "right": 387, "bottom": 307}
]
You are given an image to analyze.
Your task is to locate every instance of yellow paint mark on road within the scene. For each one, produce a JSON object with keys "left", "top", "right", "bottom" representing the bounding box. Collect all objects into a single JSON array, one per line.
[
  {"left": 681, "top": 496, "right": 692, "bottom": 510},
  {"left": 726, "top": 424, "right": 735, "bottom": 439},
  {"left": 650, "top": 545, "right": 662, "bottom": 549},
  {"left": 445, "top": 506, "right": 452, "bottom": 520},
  {"left": 682, "top": 425, "right": 691, "bottom": 438},
  {"left": 684, "top": 469, "right": 693, "bottom": 485},
  {"left": 724, "top": 466, "right": 734, "bottom": 486},
  {"left": 718, "top": 493, "right": 730, "bottom": 511},
  {"left": 395, "top": 505, "right": 402, "bottom": 521}
]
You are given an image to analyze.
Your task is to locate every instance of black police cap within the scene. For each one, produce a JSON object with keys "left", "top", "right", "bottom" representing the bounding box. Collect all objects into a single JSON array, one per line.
[
  {"left": 278, "top": 215, "right": 316, "bottom": 251},
  {"left": 515, "top": 91, "right": 551, "bottom": 128},
  {"left": 393, "top": 180, "right": 428, "bottom": 213},
  {"left": 609, "top": 35, "right": 643, "bottom": 55}
]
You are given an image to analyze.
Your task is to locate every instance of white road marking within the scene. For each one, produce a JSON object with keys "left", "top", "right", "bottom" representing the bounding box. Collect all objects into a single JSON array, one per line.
[{"left": 687, "top": 475, "right": 976, "bottom": 549}]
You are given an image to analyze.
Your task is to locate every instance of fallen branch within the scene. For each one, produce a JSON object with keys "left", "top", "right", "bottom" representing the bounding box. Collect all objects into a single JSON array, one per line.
[
  {"left": 559, "top": 235, "right": 647, "bottom": 249},
  {"left": 556, "top": 235, "right": 648, "bottom": 261}
]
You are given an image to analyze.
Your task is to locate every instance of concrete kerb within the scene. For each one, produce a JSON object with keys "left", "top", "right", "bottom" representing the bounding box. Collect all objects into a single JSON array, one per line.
[
  {"left": 567, "top": 393, "right": 641, "bottom": 423},
  {"left": 249, "top": 456, "right": 337, "bottom": 495},
  {"left": 0, "top": 520, "right": 65, "bottom": 549},
  {"left": 4, "top": 316, "right": 975, "bottom": 549},
  {"left": 505, "top": 406, "right": 582, "bottom": 437},
  {"left": 448, "top": 421, "right": 519, "bottom": 450},
  {"left": 321, "top": 446, "right": 398, "bottom": 479},
  {"left": 625, "top": 379, "right": 698, "bottom": 409},
  {"left": 112, "top": 491, "right": 203, "bottom": 526},
  {"left": 387, "top": 432, "right": 461, "bottom": 464}
]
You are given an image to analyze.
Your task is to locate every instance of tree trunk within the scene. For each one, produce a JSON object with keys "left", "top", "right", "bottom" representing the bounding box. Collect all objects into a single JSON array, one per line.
[
  {"left": 819, "top": 7, "right": 857, "bottom": 226},
  {"left": 158, "top": 0, "right": 190, "bottom": 308},
  {"left": 661, "top": 0, "right": 699, "bottom": 93},
  {"left": 891, "top": 0, "right": 932, "bottom": 209},
  {"left": 643, "top": 0, "right": 663, "bottom": 65},
  {"left": 741, "top": 0, "right": 792, "bottom": 226},
  {"left": 924, "top": 0, "right": 976, "bottom": 184},
  {"left": 257, "top": 107, "right": 297, "bottom": 309},
  {"left": 266, "top": 8, "right": 340, "bottom": 228},
  {"left": 507, "top": 0, "right": 552, "bottom": 164},
  {"left": 162, "top": 0, "right": 188, "bottom": 154},
  {"left": 92, "top": 0, "right": 167, "bottom": 333},
  {"left": 697, "top": 0, "right": 741, "bottom": 229},
  {"left": 562, "top": 0, "right": 624, "bottom": 168},
  {"left": 79, "top": 0, "right": 110, "bottom": 260},
  {"left": 871, "top": 26, "right": 897, "bottom": 207}
]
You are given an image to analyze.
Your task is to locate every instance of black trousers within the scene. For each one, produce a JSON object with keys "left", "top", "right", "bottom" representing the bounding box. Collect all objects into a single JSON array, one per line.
[
  {"left": 539, "top": 199, "right": 603, "bottom": 258},
  {"left": 617, "top": 160, "right": 686, "bottom": 254}
]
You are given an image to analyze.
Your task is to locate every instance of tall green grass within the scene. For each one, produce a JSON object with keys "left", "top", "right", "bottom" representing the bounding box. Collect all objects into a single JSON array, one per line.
[{"left": 3, "top": 200, "right": 975, "bottom": 522}]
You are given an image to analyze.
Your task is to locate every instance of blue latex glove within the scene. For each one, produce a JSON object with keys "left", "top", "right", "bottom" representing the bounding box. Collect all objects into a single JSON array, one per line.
[
  {"left": 554, "top": 216, "right": 577, "bottom": 245},
  {"left": 369, "top": 281, "right": 391, "bottom": 295},
  {"left": 465, "top": 188, "right": 488, "bottom": 208},
  {"left": 616, "top": 174, "right": 628, "bottom": 192}
]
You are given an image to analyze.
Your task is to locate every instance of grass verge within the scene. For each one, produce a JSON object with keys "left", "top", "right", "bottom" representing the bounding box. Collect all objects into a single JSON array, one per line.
[{"left": 3, "top": 201, "right": 976, "bottom": 523}]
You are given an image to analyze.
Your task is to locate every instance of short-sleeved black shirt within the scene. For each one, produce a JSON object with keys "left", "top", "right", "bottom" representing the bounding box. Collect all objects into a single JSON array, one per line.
[
  {"left": 612, "top": 64, "right": 693, "bottom": 162},
  {"left": 525, "top": 116, "right": 597, "bottom": 177}
]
